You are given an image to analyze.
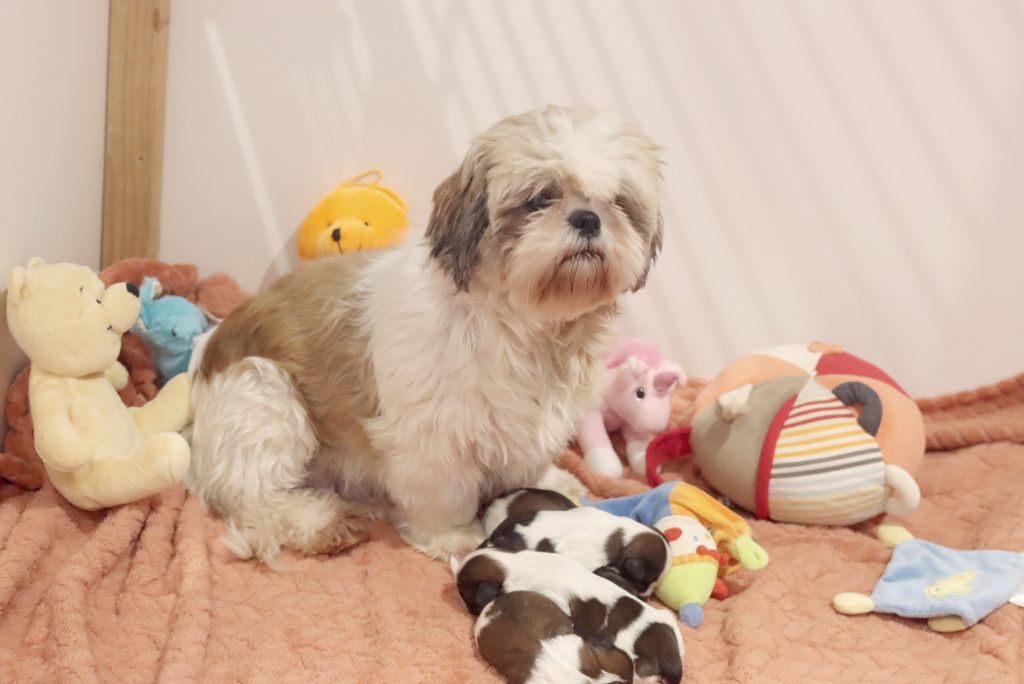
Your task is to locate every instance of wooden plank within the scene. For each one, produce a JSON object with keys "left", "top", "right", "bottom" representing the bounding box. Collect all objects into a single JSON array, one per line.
[{"left": 101, "top": 0, "right": 170, "bottom": 267}]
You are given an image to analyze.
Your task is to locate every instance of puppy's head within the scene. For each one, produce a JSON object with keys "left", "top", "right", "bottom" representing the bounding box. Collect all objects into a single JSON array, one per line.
[
  {"left": 427, "top": 105, "right": 664, "bottom": 321},
  {"left": 455, "top": 549, "right": 508, "bottom": 615},
  {"left": 604, "top": 528, "right": 672, "bottom": 597}
]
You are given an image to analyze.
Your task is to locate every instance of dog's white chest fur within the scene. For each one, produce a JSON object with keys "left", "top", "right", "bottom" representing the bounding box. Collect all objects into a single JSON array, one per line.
[{"left": 362, "top": 247, "right": 604, "bottom": 499}]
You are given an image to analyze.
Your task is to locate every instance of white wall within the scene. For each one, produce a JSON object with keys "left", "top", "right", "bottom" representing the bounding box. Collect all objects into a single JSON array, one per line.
[
  {"left": 161, "top": 0, "right": 1024, "bottom": 396},
  {"left": 0, "top": 1, "right": 109, "bottom": 434}
]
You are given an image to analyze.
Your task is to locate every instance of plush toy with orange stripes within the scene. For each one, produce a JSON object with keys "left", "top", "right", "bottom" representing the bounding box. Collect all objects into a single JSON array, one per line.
[{"left": 647, "top": 342, "right": 925, "bottom": 527}]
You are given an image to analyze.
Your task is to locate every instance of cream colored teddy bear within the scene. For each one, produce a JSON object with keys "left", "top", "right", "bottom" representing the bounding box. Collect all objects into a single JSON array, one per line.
[{"left": 6, "top": 258, "right": 192, "bottom": 510}]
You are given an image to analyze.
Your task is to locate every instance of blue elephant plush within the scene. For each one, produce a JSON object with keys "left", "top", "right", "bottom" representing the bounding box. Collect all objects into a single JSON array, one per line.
[{"left": 133, "top": 276, "right": 210, "bottom": 382}]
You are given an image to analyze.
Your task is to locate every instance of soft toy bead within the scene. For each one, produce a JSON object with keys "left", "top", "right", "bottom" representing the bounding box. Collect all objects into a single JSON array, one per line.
[
  {"left": 648, "top": 342, "right": 925, "bottom": 527},
  {"left": 296, "top": 169, "right": 408, "bottom": 258}
]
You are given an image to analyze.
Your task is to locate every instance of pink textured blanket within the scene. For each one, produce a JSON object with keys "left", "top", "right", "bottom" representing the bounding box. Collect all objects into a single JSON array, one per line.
[{"left": 2, "top": 375, "right": 1023, "bottom": 683}]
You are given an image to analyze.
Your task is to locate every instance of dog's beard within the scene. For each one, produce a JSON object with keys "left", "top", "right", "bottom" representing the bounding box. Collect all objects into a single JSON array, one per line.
[
  {"left": 542, "top": 247, "right": 610, "bottom": 301},
  {"left": 499, "top": 215, "right": 647, "bottom": 321}
]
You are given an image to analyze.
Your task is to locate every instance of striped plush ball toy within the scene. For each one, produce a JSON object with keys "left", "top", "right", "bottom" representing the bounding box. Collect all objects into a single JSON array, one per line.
[{"left": 647, "top": 342, "right": 925, "bottom": 527}]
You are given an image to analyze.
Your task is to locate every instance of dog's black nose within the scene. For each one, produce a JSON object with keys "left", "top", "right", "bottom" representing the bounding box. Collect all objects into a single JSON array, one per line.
[
  {"left": 126, "top": 282, "right": 139, "bottom": 297},
  {"left": 568, "top": 209, "right": 601, "bottom": 238},
  {"left": 331, "top": 227, "right": 341, "bottom": 242}
]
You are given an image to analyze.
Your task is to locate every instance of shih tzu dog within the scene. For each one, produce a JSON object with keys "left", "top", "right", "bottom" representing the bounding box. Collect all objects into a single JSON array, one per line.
[{"left": 186, "top": 105, "right": 665, "bottom": 563}]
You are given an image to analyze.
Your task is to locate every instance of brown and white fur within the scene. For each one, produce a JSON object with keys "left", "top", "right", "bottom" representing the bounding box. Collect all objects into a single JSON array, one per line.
[
  {"left": 456, "top": 549, "right": 684, "bottom": 684},
  {"left": 475, "top": 591, "right": 634, "bottom": 684},
  {"left": 186, "top": 105, "right": 665, "bottom": 562}
]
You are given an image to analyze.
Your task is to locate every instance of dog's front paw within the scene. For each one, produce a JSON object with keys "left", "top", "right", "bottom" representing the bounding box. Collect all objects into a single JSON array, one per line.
[
  {"left": 403, "top": 520, "right": 485, "bottom": 562},
  {"left": 533, "top": 464, "right": 589, "bottom": 498}
]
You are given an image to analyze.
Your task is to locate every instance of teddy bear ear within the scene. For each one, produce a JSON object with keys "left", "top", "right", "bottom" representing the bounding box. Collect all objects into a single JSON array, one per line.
[
  {"left": 27, "top": 257, "right": 45, "bottom": 269},
  {"left": 7, "top": 266, "right": 27, "bottom": 306}
]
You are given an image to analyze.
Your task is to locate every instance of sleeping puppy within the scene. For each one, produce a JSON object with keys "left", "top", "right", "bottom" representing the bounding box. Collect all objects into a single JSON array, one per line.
[
  {"left": 482, "top": 488, "right": 577, "bottom": 535},
  {"left": 456, "top": 549, "right": 684, "bottom": 684},
  {"left": 475, "top": 591, "right": 634, "bottom": 684},
  {"left": 482, "top": 491, "right": 671, "bottom": 597}
]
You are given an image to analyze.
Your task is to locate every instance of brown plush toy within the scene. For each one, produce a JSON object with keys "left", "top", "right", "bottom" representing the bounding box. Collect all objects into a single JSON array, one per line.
[
  {"left": 98, "top": 258, "right": 249, "bottom": 320},
  {"left": 0, "top": 259, "right": 249, "bottom": 492},
  {"left": 0, "top": 368, "right": 45, "bottom": 490}
]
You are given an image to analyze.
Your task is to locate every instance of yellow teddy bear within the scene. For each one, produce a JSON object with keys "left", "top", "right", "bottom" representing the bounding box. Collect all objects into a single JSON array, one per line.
[
  {"left": 296, "top": 169, "right": 408, "bottom": 258},
  {"left": 6, "top": 258, "right": 192, "bottom": 510}
]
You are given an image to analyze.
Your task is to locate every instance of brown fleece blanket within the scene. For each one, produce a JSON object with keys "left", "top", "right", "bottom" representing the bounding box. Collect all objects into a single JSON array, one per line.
[{"left": 1, "top": 375, "right": 1023, "bottom": 683}]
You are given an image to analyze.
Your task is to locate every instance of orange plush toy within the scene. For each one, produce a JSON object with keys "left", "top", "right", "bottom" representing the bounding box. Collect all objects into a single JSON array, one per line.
[
  {"left": 648, "top": 342, "right": 925, "bottom": 527},
  {"left": 296, "top": 170, "right": 408, "bottom": 258}
]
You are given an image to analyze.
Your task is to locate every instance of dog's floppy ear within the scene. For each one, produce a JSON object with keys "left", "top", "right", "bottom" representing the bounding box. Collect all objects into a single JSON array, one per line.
[
  {"left": 485, "top": 516, "right": 530, "bottom": 552},
  {"left": 631, "top": 209, "right": 663, "bottom": 292},
  {"left": 616, "top": 181, "right": 663, "bottom": 292},
  {"left": 426, "top": 145, "right": 490, "bottom": 292},
  {"left": 473, "top": 581, "right": 501, "bottom": 611},
  {"left": 624, "top": 557, "right": 647, "bottom": 583},
  {"left": 594, "top": 566, "right": 640, "bottom": 596}
]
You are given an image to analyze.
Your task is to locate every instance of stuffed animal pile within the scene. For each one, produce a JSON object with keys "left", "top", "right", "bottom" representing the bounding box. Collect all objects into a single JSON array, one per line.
[
  {"left": 0, "top": 258, "right": 248, "bottom": 494},
  {"left": 5, "top": 259, "right": 193, "bottom": 509}
]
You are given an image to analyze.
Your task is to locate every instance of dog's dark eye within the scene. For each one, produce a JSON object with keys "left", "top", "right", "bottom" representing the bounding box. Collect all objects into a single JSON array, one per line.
[
  {"left": 526, "top": 192, "right": 555, "bottom": 212},
  {"left": 635, "top": 387, "right": 646, "bottom": 399}
]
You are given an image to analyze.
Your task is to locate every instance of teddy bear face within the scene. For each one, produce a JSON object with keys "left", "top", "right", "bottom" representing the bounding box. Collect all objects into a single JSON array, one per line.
[
  {"left": 6, "top": 259, "right": 140, "bottom": 377},
  {"left": 297, "top": 184, "right": 408, "bottom": 258}
]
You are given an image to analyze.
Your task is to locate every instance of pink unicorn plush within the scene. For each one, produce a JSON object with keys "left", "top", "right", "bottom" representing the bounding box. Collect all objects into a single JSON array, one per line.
[{"left": 577, "top": 339, "right": 683, "bottom": 477}]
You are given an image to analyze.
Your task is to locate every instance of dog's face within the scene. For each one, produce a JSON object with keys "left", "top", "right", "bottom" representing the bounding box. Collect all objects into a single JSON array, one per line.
[{"left": 427, "top": 105, "right": 663, "bottom": 321}]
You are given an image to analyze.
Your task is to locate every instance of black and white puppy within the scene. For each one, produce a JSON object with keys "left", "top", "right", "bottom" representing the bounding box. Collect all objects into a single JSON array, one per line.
[
  {"left": 456, "top": 549, "right": 684, "bottom": 684},
  {"left": 481, "top": 491, "right": 671, "bottom": 597},
  {"left": 475, "top": 590, "right": 634, "bottom": 684},
  {"left": 482, "top": 488, "right": 577, "bottom": 535}
]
